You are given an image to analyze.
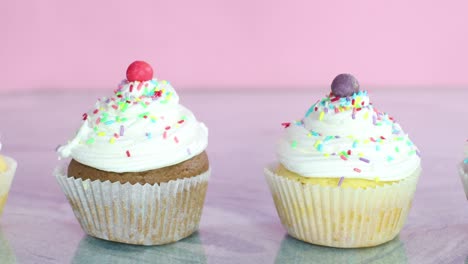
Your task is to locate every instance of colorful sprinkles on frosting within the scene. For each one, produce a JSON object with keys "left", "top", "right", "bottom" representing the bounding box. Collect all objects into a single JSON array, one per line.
[
  {"left": 77, "top": 62, "right": 190, "bottom": 160},
  {"left": 338, "top": 177, "right": 344, "bottom": 187},
  {"left": 281, "top": 81, "right": 420, "bottom": 175}
]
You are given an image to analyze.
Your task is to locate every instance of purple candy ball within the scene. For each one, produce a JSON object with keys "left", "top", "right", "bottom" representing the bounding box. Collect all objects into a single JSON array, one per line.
[{"left": 331, "top": 74, "right": 360, "bottom": 97}]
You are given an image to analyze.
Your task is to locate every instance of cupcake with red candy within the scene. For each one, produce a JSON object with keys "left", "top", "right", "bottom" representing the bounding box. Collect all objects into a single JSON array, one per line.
[
  {"left": 265, "top": 74, "right": 421, "bottom": 248},
  {"left": 55, "top": 61, "right": 210, "bottom": 245}
]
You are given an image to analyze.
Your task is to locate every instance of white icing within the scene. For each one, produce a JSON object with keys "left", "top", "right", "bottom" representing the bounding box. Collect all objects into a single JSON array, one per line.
[
  {"left": 58, "top": 79, "right": 208, "bottom": 173},
  {"left": 277, "top": 91, "right": 421, "bottom": 181}
]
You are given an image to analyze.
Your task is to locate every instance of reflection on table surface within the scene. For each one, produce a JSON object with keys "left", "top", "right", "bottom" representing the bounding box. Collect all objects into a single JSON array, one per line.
[
  {"left": 0, "top": 227, "right": 16, "bottom": 264},
  {"left": 275, "top": 235, "right": 406, "bottom": 264},
  {"left": 72, "top": 232, "right": 207, "bottom": 264}
]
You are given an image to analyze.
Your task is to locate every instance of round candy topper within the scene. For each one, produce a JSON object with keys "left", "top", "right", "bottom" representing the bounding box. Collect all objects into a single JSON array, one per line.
[
  {"left": 126, "top": 61, "right": 154, "bottom": 82},
  {"left": 331, "top": 73, "right": 360, "bottom": 97}
]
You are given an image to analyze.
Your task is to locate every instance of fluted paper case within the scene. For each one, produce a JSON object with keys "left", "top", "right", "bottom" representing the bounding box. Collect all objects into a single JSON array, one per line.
[
  {"left": 55, "top": 166, "right": 210, "bottom": 246},
  {"left": 265, "top": 165, "right": 420, "bottom": 248}
]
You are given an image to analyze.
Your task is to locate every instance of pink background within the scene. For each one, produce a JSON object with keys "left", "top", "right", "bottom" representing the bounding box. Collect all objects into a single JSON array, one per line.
[{"left": 2, "top": 0, "right": 468, "bottom": 91}]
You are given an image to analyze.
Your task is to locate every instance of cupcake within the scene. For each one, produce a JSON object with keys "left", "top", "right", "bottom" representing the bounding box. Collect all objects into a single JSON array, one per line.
[
  {"left": 265, "top": 74, "right": 421, "bottom": 248},
  {"left": 0, "top": 143, "right": 17, "bottom": 217},
  {"left": 55, "top": 61, "right": 210, "bottom": 245},
  {"left": 459, "top": 140, "right": 468, "bottom": 199}
]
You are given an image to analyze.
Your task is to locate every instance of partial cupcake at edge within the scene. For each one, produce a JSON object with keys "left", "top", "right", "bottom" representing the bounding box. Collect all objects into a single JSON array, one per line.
[
  {"left": 265, "top": 74, "right": 421, "bottom": 248},
  {"left": 459, "top": 140, "right": 468, "bottom": 199},
  {"left": 0, "top": 142, "right": 17, "bottom": 218},
  {"left": 55, "top": 61, "right": 210, "bottom": 245}
]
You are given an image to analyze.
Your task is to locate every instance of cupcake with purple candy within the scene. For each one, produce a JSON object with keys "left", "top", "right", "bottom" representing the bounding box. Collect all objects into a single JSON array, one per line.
[
  {"left": 459, "top": 140, "right": 468, "bottom": 199},
  {"left": 265, "top": 74, "right": 422, "bottom": 248}
]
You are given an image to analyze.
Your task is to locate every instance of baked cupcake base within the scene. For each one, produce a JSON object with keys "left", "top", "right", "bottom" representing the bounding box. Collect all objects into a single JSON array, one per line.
[
  {"left": 265, "top": 165, "right": 420, "bottom": 248},
  {"left": 55, "top": 166, "right": 210, "bottom": 246},
  {"left": 68, "top": 151, "right": 209, "bottom": 184},
  {"left": 275, "top": 164, "right": 398, "bottom": 188},
  {"left": 0, "top": 156, "right": 17, "bottom": 217}
]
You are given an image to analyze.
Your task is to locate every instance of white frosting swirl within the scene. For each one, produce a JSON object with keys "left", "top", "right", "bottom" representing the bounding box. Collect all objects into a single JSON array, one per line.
[
  {"left": 58, "top": 79, "right": 208, "bottom": 173},
  {"left": 277, "top": 91, "right": 420, "bottom": 181}
]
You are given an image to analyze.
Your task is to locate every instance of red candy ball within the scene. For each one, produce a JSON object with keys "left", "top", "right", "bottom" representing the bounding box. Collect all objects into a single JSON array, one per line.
[{"left": 126, "top": 61, "right": 153, "bottom": 82}]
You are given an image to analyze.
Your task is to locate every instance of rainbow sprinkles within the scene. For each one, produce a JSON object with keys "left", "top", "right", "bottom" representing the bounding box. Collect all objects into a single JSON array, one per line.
[
  {"left": 57, "top": 61, "right": 209, "bottom": 173},
  {"left": 80, "top": 78, "right": 185, "bottom": 156}
]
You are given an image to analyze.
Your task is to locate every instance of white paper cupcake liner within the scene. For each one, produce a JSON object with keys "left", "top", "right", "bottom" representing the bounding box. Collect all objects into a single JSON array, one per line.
[
  {"left": 265, "top": 165, "right": 420, "bottom": 248},
  {"left": 459, "top": 164, "right": 468, "bottom": 199},
  {"left": 55, "top": 166, "right": 210, "bottom": 246}
]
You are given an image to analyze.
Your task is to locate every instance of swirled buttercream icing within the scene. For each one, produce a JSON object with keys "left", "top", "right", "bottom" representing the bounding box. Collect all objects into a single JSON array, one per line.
[
  {"left": 277, "top": 74, "right": 420, "bottom": 181},
  {"left": 58, "top": 61, "right": 208, "bottom": 173}
]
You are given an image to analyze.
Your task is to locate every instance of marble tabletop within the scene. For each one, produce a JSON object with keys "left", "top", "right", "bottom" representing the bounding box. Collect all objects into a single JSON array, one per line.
[{"left": 0, "top": 88, "right": 467, "bottom": 264}]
